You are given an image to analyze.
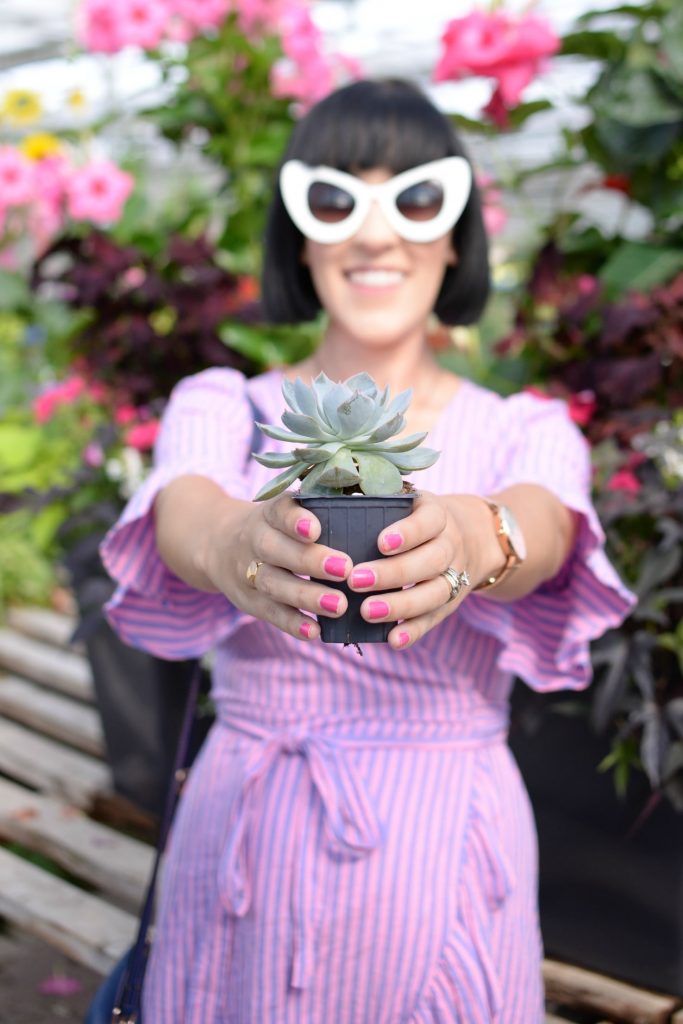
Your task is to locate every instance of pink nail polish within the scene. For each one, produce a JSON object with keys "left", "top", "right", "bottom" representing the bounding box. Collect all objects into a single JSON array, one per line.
[
  {"left": 367, "top": 599, "right": 390, "bottom": 620},
  {"left": 320, "top": 593, "right": 340, "bottom": 614},
  {"left": 350, "top": 568, "right": 376, "bottom": 589},
  {"left": 299, "top": 621, "right": 314, "bottom": 639},
  {"left": 323, "top": 556, "right": 347, "bottom": 578},
  {"left": 296, "top": 518, "right": 311, "bottom": 538},
  {"left": 383, "top": 532, "right": 403, "bottom": 551},
  {"left": 398, "top": 631, "right": 410, "bottom": 647}
]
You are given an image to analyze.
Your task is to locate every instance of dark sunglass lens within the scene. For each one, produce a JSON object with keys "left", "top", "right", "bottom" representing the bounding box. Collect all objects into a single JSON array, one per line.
[
  {"left": 396, "top": 181, "right": 444, "bottom": 221},
  {"left": 308, "top": 182, "right": 355, "bottom": 223}
]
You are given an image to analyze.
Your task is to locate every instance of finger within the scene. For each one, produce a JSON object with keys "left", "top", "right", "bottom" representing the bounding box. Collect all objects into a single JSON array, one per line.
[
  {"left": 262, "top": 493, "right": 321, "bottom": 544},
  {"left": 376, "top": 494, "right": 447, "bottom": 555},
  {"left": 252, "top": 523, "right": 351, "bottom": 582},
  {"left": 386, "top": 591, "right": 469, "bottom": 650},
  {"left": 359, "top": 574, "right": 454, "bottom": 625},
  {"left": 349, "top": 535, "right": 463, "bottom": 592},
  {"left": 248, "top": 562, "right": 348, "bottom": 619}
]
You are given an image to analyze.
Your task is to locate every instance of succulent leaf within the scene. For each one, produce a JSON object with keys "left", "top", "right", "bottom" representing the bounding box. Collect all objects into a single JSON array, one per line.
[
  {"left": 385, "top": 388, "right": 412, "bottom": 419},
  {"left": 345, "top": 371, "right": 378, "bottom": 397},
  {"left": 253, "top": 451, "right": 299, "bottom": 468},
  {"left": 282, "top": 378, "right": 300, "bottom": 413},
  {"left": 336, "top": 390, "right": 377, "bottom": 438},
  {"left": 253, "top": 461, "right": 309, "bottom": 501},
  {"left": 382, "top": 447, "right": 440, "bottom": 471},
  {"left": 321, "top": 381, "right": 351, "bottom": 433},
  {"left": 362, "top": 411, "right": 405, "bottom": 444},
  {"left": 365, "top": 431, "right": 429, "bottom": 453},
  {"left": 355, "top": 453, "right": 403, "bottom": 495},
  {"left": 317, "top": 449, "right": 361, "bottom": 488},
  {"left": 293, "top": 442, "right": 344, "bottom": 464},
  {"left": 281, "top": 410, "right": 334, "bottom": 440},
  {"left": 293, "top": 376, "right": 318, "bottom": 417},
  {"left": 299, "top": 461, "right": 344, "bottom": 495},
  {"left": 255, "top": 422, "right": 314, "bottom": 444}
]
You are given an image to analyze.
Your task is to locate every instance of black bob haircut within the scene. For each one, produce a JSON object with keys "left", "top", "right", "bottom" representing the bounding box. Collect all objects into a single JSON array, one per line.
[{"left": 262, "top": 78, "right": 490, "bottom": 326}]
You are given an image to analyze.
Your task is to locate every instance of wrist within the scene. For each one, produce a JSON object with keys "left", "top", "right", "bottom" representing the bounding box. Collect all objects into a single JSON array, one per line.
[
  {"left": 443, "top": 494, "right": 506, "bottom": 585},
  {"left": 195, "top": 495, "right": 251, "bottom": 593}
]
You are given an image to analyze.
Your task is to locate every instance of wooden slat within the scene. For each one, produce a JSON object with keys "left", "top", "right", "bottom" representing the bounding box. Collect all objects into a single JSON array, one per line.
[
  {"left": 0, "top": 718, "right": 110, "bottom": 806},
  {"left": 543, "top": 960, "right": 680, "bottom": 1024},
  {"left": 0, "top": 675, "right": 104, "bottom": 756},
  {"left": 6, "top": 606, "right": 77, "bottom": 650},
  {"left": 0, "top": 627, "right": 93, "bottom": 702},
  {"left": 0, "top": 845, "right": 136, "bottom": 975},
  {"left": 0, "top": 777, "right": 151, "bottom": 911}
]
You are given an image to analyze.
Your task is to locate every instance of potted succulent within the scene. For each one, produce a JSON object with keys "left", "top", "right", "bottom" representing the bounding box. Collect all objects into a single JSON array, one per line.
[{"left": 253, "top": 371, "right": 439, "bottom": 644}]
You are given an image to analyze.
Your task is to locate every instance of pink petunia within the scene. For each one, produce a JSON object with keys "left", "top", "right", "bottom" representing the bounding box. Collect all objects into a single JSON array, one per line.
[
  {"left": 114, "top": 404, "right": 138, "bottom": 425},
  {"left": 567, "top": 390, "right": 597, "bottom": 427},
  {"left": 124, "top": 419, "right": 160, "bottom": 450},
  {"left": 117, "top": 0, "right": 169, "bottom": 49},
  {"left": 606, "top": 469, "right": 642, "bottom": 495},
  {"left": 33, "top": 375, "right": 87, "bottom": 424},
  {"left": 77, "top": 0, "right": 124, "bottom": 52},
  {"left": 0, "top": 147, "right": 35, "bottom": 208},
  {"left": 434, "top": 10, "right": 559, "bottom": 114},
  {"left": 173, "top": 0, "right": 231, "bottom": 30},
  {"left": 66, "top": 160, "right": 134, "bottom": 226}
]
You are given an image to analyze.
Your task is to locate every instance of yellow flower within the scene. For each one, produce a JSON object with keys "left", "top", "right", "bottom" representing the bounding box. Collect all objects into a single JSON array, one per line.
[
  {"left": 1, "top": 89, "right": 42, "bottom": 126},
  {"left": 20, "top": 133, "right": 63, "bottom": 161},
  {"left": 66, "top": 88, "right": 87, "bottom": 112}
]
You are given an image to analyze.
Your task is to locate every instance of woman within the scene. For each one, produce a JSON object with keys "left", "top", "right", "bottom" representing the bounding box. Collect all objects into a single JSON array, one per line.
[{"left": 101, "top": 79, "right": 634, "bottom": 1022}]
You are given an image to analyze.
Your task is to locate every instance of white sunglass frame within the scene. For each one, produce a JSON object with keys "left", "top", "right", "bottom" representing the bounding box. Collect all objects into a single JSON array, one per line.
[{"left": 279, "top": 156, "right": 472, "bottom": 245}]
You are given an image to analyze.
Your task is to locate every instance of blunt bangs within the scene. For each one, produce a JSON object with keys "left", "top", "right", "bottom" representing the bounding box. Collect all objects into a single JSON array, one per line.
[{"left": 262, "top": 79, "right": 490, "bottom": 326}]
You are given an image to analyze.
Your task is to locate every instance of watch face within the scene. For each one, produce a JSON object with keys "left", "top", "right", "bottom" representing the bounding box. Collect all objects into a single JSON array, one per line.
[{"left": 500, "top": 506, "right": 527, "bottom": 562}]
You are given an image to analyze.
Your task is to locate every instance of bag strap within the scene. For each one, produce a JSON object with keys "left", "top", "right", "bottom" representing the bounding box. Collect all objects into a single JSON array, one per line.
[{"left": 112, "top": 391, "right": 266, "bottom": 1022}]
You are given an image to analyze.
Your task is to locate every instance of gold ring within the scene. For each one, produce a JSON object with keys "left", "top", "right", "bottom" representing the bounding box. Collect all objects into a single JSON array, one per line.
[
  {"left": 246, "top": 559, "right": 265, "bottom": 587},
  {"left": 440, "top": 567, "right": 471, "bottom": 603}
]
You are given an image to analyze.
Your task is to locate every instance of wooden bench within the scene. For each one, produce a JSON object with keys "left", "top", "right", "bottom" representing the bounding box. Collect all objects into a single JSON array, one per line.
[{"left": 0, "top": 606, "right": 681, "bottom": 1022}]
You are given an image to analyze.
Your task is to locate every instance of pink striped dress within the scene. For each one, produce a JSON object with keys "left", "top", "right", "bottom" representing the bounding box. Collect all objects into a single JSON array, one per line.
[{"left": 101, "top": 367, "right": 635, "bottom": 1023}]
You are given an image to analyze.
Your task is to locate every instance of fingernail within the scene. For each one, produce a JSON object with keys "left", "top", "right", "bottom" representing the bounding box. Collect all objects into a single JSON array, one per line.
[
  {"left": 296, "top": 518, "right": 311, "bottom": 538},
  {"left": 299, "top": 621, "right": 314, "bottom": 639},
  {"left": 320, "top": 593, "right": 341, "bottom": 614},
  {"left": 383, "top": 532, "right": 403, "bottom": 551},
  {"left": 350, "top": 568, "right": 376, "bottom": 589},
  {"left": 324, "top": 556, "right": 347, "bottom": 578},
  {"left": 366, "top": 599, "right": 390, "bottom": 620},
  {"left": 398, "top": 631, "right": 410, "bottom": 648}
]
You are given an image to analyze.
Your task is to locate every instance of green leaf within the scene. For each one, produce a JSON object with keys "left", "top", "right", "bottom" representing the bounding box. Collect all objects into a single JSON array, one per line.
[
  {"left": 316, "top": 449, "right": 360, "bottom": 488},
  {"left": 292, "top": 442, "right": 343, "bottom": 465},
  {"left": 0, "top": 271, "right": 30, "bottom": 310},
  {"left": 355, "top": 453, "right": 403, "bottom": 496},
  {"left": 255, "top": 423, "right": 314, "bottom": 444},
  {"left": 504, "top": 100, "right": 553, "bottom": 129},
  {"left": 0, "top": 425, "right": 42, "bottom": 472},
  {"left": 561, "top": 30, "right": 627, "bottom": 62},
  {"left": 382, "top": 447, "right": 441, "bottom": 472},
  {"left": 598, "top": 243, "right": 683, "bottom": 298},
  {"left": 251, "top": 451, "right": 299, "bottom": 469},
  {"left": 253, "top": 461, "right": 308, "bottom": 501}
]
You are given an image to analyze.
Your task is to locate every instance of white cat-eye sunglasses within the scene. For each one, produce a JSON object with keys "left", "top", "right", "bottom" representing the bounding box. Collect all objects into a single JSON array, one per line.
[{"left": 279, "top": 156, "right": 472, "bottom": 245}]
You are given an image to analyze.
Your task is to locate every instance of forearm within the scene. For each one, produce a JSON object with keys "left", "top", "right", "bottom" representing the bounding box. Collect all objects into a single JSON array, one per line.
[
  {"left": 444, "top": 484, "right": 578, "bottom": 602},
  {"left": 154, "top": 475, "right": 252, "bottom": 593}
]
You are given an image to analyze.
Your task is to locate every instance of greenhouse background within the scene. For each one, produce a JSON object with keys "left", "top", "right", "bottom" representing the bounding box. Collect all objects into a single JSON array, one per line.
[{"left": 0, "top": 0, "right": 682, "bottom": 1020}]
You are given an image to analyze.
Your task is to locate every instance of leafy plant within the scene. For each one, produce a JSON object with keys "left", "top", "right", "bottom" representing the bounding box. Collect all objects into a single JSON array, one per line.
[{"left": 253, "top": 372, "right": 439, "bottom": 500}]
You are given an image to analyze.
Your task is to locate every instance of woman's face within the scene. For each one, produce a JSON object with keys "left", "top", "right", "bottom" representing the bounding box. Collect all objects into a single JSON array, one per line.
[{"left": 302, "top": 167, "right": 456, "bottom": 349}]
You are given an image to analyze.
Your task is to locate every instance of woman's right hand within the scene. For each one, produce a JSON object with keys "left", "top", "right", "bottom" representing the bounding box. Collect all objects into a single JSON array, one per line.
[{"left": 203, "top": 492, "right": 352, "bottom": 641}]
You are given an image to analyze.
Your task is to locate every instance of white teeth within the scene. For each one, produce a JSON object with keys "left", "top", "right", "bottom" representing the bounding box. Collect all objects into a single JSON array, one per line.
[{"left": 347, "top": 270, "right": 404, "bottom": 287}]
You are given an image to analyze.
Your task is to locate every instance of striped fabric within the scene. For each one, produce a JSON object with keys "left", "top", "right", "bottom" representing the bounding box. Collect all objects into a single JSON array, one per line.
[{"left": 101, "top": 368, "right": 635, "bottom": 1023}]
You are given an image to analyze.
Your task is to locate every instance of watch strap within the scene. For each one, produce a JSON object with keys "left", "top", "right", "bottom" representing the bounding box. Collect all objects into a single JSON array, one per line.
[{"left": 472, "top": 497, "right": 519, "bottom": 592}]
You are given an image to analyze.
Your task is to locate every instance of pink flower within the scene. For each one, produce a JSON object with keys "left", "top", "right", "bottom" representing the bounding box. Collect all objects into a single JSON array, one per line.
[
  {"left": 0, "top": 147, "right": 35, "bottom": 207},
  {"left": 173, "top": 0, "right": 230, "bottom": 30},
  {"left": 477, "top": 174, "right": 507, "bottom": 236},
  {"left": 115, "top": 404, "right": 138, "bottom": 425},
  {"left": 33, "top": 375, "right": 87, "bottom": 423},
  {"left": 606, "top": 469, "right": 642, "bottom": 495},
  {"left": 83, "top": 442, "right": 105, "bottom": 467},
  {"left": 567, "top": 390, "right": 597, "bottom": 427},
  {"left": 77, "top": 0, "right": 124, "bottom": 52},
  {"left": 434, "top": 10, "right": 559, "bottom": 112},
  {"left": 66, "top": 160, "right": 134, "bottom": 226},
  {"left": 125, "top": 419, "right": 160, "bottom": 450},
  {"left": 117, "top": 0, "right": 169, "bottom": 49}
]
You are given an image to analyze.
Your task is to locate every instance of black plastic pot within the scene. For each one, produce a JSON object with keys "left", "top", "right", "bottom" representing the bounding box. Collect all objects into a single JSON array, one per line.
[
  {"left": 509, "top": 683, "right": 683, "bottom": 996},
  {"left": 297, "top": 493, "right": 414, "bottom": 644}
]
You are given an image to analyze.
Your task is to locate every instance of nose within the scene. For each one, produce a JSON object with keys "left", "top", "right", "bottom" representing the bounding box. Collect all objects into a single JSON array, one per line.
[{"left": 353, "top": 198, "right": 398, "bottom": 247}]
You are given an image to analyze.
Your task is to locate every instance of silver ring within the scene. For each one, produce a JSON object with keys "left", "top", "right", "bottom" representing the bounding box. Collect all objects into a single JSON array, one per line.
[{"left": 440, "top": 567, "right": 471, "bottom": 603}]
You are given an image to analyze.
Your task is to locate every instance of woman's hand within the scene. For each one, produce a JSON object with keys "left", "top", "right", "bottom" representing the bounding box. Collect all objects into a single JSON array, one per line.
[
  {"left": 346, "top": 491, "right": 494, "bottom": 650},
  {"left": 202, "top": 492, "right": 355, "bottom": 642}
]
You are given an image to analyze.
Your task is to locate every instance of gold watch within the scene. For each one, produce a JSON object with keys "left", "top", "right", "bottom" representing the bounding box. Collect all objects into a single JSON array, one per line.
[{"left": 473, "top": 497, "right": 527, "bottom": 591}]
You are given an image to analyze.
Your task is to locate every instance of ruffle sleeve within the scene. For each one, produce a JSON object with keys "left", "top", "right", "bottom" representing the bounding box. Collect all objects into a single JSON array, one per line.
[
  {"left": 459, "top": 391, "right": 636, "bottom": 692},
  {"left": 100, "top": 368, "right": 256, "bottom": 659}
]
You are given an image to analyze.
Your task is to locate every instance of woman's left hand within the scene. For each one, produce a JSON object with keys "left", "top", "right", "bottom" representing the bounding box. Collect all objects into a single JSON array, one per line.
[{"left": 347, "top": 491, "right": 486, "bottom": 650}]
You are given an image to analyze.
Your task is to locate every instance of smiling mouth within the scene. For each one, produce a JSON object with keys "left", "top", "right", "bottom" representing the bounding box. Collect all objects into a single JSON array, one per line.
[{"left": 346, "top": 269, "right": 406, "bottom": 288}]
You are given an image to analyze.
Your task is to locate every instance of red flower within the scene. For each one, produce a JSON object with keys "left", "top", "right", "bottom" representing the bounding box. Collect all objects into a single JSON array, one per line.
[
  {"left": 602, "top": 174, "right": 631, "bottom": 195},
  {"left": 606, "top": 469, "right": 641, "bottom": 495},
  {"left": 124, "top": 419, "right": 160, "bottom": 450},
  {"left": 567, "top": 390, "right": 597, "bottom": 427}
]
